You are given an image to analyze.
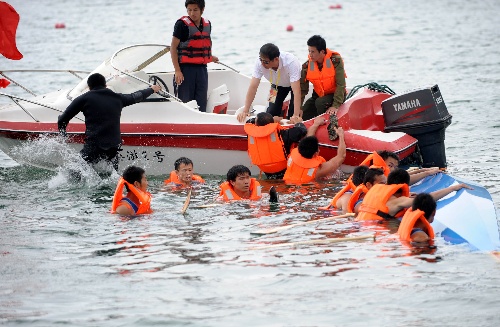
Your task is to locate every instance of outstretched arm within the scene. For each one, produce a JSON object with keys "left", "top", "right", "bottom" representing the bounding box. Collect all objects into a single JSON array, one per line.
[
  {"left": 57, "top": 96, "right": 85, "bottom": 135},
  {"left": 430, "top": 183, "right": 473, "bottom": 201},
  {"left": 315, "top": 127, "right": 346, "bottom": 179},
  {"left": 306, "top": 116, "right": 327, "bottom": 136},
  {"left": 237, "top": 77, "right": 261, "bottom": 122}
]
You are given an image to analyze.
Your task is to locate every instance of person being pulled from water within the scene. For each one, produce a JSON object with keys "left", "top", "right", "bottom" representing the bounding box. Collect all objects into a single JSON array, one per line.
[
  {"left": 300, "top": 35, "right": 347, "bottom": 121},
  {"left": 164, "top": 156, "right": 205, "bottom": 188},
  {"left": 111, "top": 165, "right": 152, "bottom": 216},
  {"left": 237, "top": 43, "right": 303, "bottom": 123},
  {"left": 57, "top": 73, "right": 160, "bottom": 171},
  {"left": 171, "top": 0, "right": 219, "bottom": 112},
  {"left": 283, "top": 126, "right": 346, "bottom": 184},
  {"left": 244, "top": 112, "right": 327, "bottom": 179},
  {"left": 356, "top": 168, "right": 472, "bottom": 221},
  {"left": 219, "top": 164, "right": 278, "bottom": 202}
]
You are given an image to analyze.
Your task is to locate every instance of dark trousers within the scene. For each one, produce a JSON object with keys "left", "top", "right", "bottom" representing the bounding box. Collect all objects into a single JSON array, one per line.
[
  {"left": 174, "top": 64, "right": 208, "bottom": 112},
  {"left": 80, "top": 143, "right": 119, "bottom": 171},
  {"left": 267, "top": 85, "right": 294, "bottom": 119}
]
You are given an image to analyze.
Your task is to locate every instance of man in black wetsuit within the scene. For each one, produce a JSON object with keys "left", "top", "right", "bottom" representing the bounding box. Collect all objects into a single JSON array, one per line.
[{"left": 57, "top": 73, "right": 161, "bottom": 171}]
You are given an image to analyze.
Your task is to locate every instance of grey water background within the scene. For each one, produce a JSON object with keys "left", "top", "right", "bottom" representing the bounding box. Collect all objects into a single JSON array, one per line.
[{"left": 1, "top": 0, "right": 500, "bottom": 326}]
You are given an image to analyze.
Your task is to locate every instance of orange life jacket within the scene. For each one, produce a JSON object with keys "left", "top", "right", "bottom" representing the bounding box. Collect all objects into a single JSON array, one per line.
[
  {"left": 346, "top": 184, "right": 368, "bottom": 213},
  {"left": 359, "top": 152, "right": 391, "bottom": 177},
  {"left": 177, "top": 16, "right": 212, "bottom": 65},
  {"left": 398, "top": 208, "right": 435, "bottom": 241},
  {"left": 111, "top": 177, "right": 152, "bottom": 215},
  {"left": 306, "top": 48, "right": 346, "bottom": 97},
  {"left": 356, "top": 183, "right": 409, "bottom": 221},
  {"left": 164, "top": 170, "right": 205, "bottom": 187},
  {"left": 244, "top": 123, "right": 288, "bottom": 173},
  {"left": 219, "top": 178, "right": 262, "bottom": 201},
  {"left": 283, "top": 148, "right": 326, "bottom": 183},
  {"left": 327, "top": 178, "right": 356, "bottom": 209}
]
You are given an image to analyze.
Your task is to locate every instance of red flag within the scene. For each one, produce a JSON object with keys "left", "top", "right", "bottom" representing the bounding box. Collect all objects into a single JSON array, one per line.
[
  {"left": 0, "top": 78, "right": 10, "bottom": 88},
  {"left": 0, "top": 1, "right": 23, "bottom": 60}
]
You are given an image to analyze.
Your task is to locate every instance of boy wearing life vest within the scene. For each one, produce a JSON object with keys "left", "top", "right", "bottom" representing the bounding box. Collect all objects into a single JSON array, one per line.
[
  {"left": 398, "top": 193, "right": 437, "bottom": 243},
  {"left": 356, "top": 168, "right": 472, "bottom": 221},
  {"left": 283, "top": 127, "right": 346, "bottom": 184},
  {"left": 237, "top": 43, "right": 303, "bottom": 123},
  {"left": 244, "top": 112, "right": 326, "bottom": 179},
  {"left": 164, "top": 157, "right": 205, "bottom": 188},
  {"left": 219, "top": 165, "right": 262, "bottom": 201},
  {"left": 171, "top": 0, "right": 218, "bottom": 112},
  {"left": 111, "top": 166, "right": 152, "bottom": 216},
  {"left": 347, "top": 166, "right": 387, "bottom": 214},
  {"left": 300, "top": 35, "right": 347, "bottom": 121},
  {"left": 329, "top": 165, "right": 369, "bottom": 213}
]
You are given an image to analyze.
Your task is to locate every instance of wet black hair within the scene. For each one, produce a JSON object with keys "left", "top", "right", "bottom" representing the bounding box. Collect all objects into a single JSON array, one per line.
[
  {"left": 259, "top": 43, "right": 280, "bottom": 61},
  {"left": 87, "top": 73, "right": 106, "bottom": 90},
  {"left": 255, "top": 112, "right": 274, "bottom": 126},
  {"left": 122, "top": 165, "right": 145, "bottom": 192},
  {"left": 307, "top": 35, "right": 327, "bottom": 53},
  {"left": 387, "top": 168, "right": 410, "bottom": 185},
  {"left": 185, "top": 0, "right": 205, "bottom": 10},
  {"left": 363, "top": 167, "right": 385, "bottom": 185},
  {"left": 227, "top": 165, "right": 251, "bottom": 182},
  {"left": 298, "top": 136, "right": 319, "bottom": 159},
  {"left": 174, "top": 157, "right": 193, "bottom": 171},
  {"left": 412, "top": 193, "right": 436, "bottom": 220},
  {"left": 352, "top": 165, "right": 369, "bottom": 186},
  {"left": 377, "top": 150, "right": 400, "bottom": 163}
]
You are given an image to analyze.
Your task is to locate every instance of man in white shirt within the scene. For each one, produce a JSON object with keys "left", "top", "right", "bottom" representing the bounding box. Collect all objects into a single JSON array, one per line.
[{"left": 237, "top": 43, "right": 302, "bottom": 123}]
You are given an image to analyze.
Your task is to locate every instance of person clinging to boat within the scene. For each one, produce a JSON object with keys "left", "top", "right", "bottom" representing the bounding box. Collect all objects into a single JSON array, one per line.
[
  {"left": 398, "top": 193, "right": 437, "bottom": 243},
  {"left": 346, "top": 166, "right": 387, "bottom": 214},
  {"left": 356, "top": 168, "right": 472, "bottom": 221},
  {"left": 164, "top": 157, "right": 205, "bottom": 188},
  {"left": 300, "top": 35, "right": 347, "bottom": 121},
  {"left": 57, "top": 73, "right": 161, "bottom": 171},
  {"left": 283, "top": 126, "right": 346, "bottom": 184},
  {"left": 171, "top": 0, "right": 218, "bottom": 112},
  {"left": 237, "top": 43, "right": 303, "bottom": 124},
  {"left": 111, "top": 166, "right": 152, "bottom": 216},
  {"left": 244, "top": 113, "right": 327, "bottom": 179}
]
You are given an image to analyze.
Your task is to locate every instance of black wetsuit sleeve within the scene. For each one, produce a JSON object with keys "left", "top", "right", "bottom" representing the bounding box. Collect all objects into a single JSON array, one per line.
[
  {"left": 280, "top": 123, "right": 307, "bottom": 154},
  {"left": 57, "top": 94, "right": 85, "bottom": 132},
  {"left": 120, "top": 88, "right": 155, "bottom": 107}
]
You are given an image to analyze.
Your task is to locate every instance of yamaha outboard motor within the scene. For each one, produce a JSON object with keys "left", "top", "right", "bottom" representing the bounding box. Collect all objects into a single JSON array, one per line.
[{"left": 382, "top": 85, "right": 452, "bottom": 168}]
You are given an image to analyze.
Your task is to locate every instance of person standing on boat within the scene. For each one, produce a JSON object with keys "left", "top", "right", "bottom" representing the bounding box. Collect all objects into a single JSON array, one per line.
[
  {"left": 171, "top": 0, "right": 218, "bottom": 112},
  {"left": 57, "top": 73, "right": 161, "bottom": 171},
  {"left": 237, "top": 43, "right": 303, "bottom": 123},
  {"left": 283, "top": 128, "right": 346, "bottom": 184},
  {"left": 300, "top": 35, "right": 347, "bottom": 121},
  {"left": 244, "top": 112, "right": 326, "bottom": 179}
]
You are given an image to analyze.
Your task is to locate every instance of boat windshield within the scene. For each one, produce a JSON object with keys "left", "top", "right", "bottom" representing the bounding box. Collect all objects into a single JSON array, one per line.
[{"left": 68, "top": 44, "right": 170, "bottom": 99}]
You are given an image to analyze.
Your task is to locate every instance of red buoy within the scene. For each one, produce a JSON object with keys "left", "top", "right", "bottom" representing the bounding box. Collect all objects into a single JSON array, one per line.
[
  {"left": 286, "top": 24, "right": 294, "bottom": 32},
  {"left": 55, "top": 23, "right": 66, "bottom": 29},
  {"left": 329, "top": 4, "right": 342, "bottom": 9}
]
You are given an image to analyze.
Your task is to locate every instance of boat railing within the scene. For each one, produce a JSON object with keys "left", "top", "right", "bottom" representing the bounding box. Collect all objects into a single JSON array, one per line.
[
  {"left": 0, "top": 91, "right": 84, "bottom": 123},
  {"left": 0, "top": 69, "right": 90, "bottom": 97}
]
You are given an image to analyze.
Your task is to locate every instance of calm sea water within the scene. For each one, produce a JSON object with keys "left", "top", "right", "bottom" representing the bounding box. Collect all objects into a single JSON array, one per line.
[{"left": 1, "top": 0, "right": 500, "bottom": 326}]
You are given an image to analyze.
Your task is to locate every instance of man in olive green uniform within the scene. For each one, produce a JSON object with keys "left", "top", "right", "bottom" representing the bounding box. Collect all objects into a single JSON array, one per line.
[{"left": 300, "top": 35, "right": 346, "bottom": 121}]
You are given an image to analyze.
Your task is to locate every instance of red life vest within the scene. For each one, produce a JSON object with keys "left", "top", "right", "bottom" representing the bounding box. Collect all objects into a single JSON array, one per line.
[
  {"left": 219, "top": 178, "right": 262, "bottom": 201},
  {"left": 306, "top": 48, "right": 346, "bottom": 97},
  {"left": 164, "top": 170, "right": 205, "bottom": 187},
  {"left": 283, "top": 148, "right": 326, "bottom": 183},
  {"left": 346, "top": 184, "right": 368, "bottom": 213},
  {"left": 398, "top": 208, "right": 435, "bottom": 241},
  {"left": 244, "top": 123, "right": 288, "bottom": 173},
  {"left": 177, "top": 16, "right": 212, "bottom": 64},
  {"left": 111, "top": 177, "right": 152, "bottom": 215},
  {"left": 356, "top": 183, "right": 409, "bottom": 221},
  {"left": 359, "top": 152, "right": 391, "bottom": 177}
]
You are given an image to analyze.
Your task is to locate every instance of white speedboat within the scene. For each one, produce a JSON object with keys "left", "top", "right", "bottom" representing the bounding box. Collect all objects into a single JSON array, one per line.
[{"left": 0, "top": 44, "right": 450, "bottom": 175}]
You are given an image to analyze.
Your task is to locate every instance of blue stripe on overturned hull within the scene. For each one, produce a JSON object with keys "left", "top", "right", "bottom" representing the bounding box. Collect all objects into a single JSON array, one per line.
[{"left": 410, "top": 173, "right": 500, "bottom": 251}]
